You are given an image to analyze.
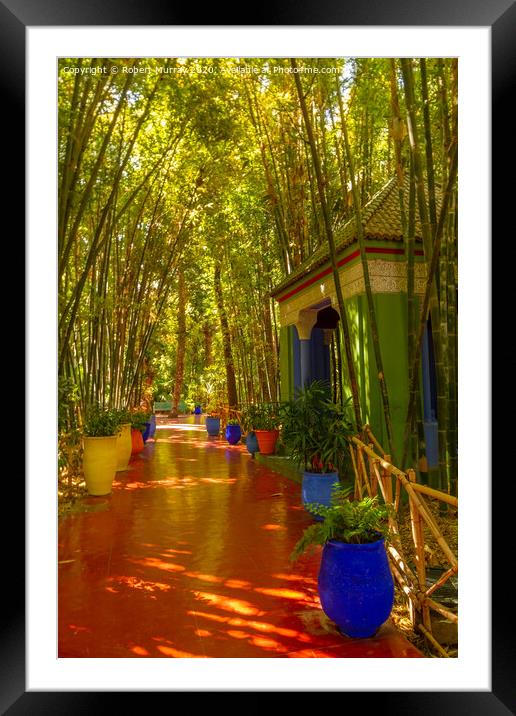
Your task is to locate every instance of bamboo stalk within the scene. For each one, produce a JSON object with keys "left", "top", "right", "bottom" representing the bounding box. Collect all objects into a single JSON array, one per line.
[
  {"left": 349, "top": 443, "right": 363, "bottom": 500},
  {"left": 403, "top": 480, "right": 458, "bottom": 567},
  {"left": 357, "top": 446, "right": 372, "bottom": 497},
  {"left": 408, "top": 469, "right": 432, "bottom": 631},
  {"left": 426, "top": 598, "right": 458, "bottom": 624},
  {"left": 410, "top": 482, "right": 458, "bottom": 508},
  {"left": 352, "top": 437, "right": 457, "bottom": 566},
  {"left": 425, "top": 566, "right": 458, "bottom": 599},
  {"left": 368, "top": 446, "right": 378, "bottom": 497},
  {"left": 386, "top": 543, "right": 419, "bottom": 591},
  {"left": 382, "top": 454, "right": 394, "bottom": 504},
  {"left": 417, "top": 623, "right": 450, "bottom": 658},
  {"left": 364, "top": 425, "right": 386, "bottom": 456}
]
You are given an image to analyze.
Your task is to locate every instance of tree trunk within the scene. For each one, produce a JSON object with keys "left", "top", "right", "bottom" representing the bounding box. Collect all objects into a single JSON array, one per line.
[
  {"left": 214, "top": 261, "right": 239, "bottom": 409},
  {"left": 171, "top": 269, "right": 187, "bottom": 417}
]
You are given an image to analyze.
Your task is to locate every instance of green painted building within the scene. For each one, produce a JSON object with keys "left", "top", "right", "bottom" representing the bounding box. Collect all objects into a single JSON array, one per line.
[{"left": 270, "top": 177, "right": 439, "bottom": 467}]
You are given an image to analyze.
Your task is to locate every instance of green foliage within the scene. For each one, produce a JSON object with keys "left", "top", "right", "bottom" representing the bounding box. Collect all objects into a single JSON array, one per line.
[
  {"left": 82, "top": 405, "right": 122, "bottom": 437},
  {"left": 115, "top": 408, "right": 133, "bottom": 425},
  {"left": 279, "top": 380, "right": 354, "bottom": 474},
  {"left": 58, "top": 428, "right": 83, "bottom": 476},
  {"left": 130, "top": 410, "right": 151, "bottom": 430},
  {"left": 226, "top": 418, "right": 239, "bottom": 425},
  {"left": 291, "top": 483, "right": 391, "bottom": 561},
  {"left": 243, "top": 403, "right": 280, "bottom": 431},
  {"left": 58, "top": 376, "right": 80, "bottom": 431}
]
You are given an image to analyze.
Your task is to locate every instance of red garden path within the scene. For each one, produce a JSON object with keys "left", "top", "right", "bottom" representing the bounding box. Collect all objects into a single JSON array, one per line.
[{"left": 58, "top": 415, "right": 423, "bottom": 658}]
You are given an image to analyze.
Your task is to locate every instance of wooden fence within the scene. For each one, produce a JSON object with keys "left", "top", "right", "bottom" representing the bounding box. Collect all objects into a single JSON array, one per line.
[{"left": 350, "top": 426, "right": 458, "bottom": 657}]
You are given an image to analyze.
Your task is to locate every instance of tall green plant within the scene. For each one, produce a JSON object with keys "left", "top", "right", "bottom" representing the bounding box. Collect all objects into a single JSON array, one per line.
[{"left": 279, "top": 380, "right": 353, "bottom": 474}]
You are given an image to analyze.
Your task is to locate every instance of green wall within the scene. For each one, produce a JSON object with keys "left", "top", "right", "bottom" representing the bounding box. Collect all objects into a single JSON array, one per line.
[{"left": 338, "top": 292, "right": 409, "bottom": 464}]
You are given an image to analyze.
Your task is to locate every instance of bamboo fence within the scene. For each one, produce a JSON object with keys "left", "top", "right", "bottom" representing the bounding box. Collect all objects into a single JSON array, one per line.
[{"left": 351, "top": 426, "right": 458, "bottom": 657}]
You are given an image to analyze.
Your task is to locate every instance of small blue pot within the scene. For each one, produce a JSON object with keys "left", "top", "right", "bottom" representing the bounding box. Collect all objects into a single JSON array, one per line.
[
  {"left": 246, "top": 431, "right": 259, "bottom": 456},
  {"left": 318, "top": 536, "right": 394, "bottom": 638},
  {"left": 205, "top": 416, "right": 220, "bottom": 436},
  {"left": 142, "top": 421, "right": 152, "bottom": 443},
  {"left": 225, "top": 424, "right": 242, "bottom": 445},
  {"left": 302, "top": 471, "right": 339, "bottom": 518},
  {"left": 194, "top": 405, "right": 202, "bottom": 415}
]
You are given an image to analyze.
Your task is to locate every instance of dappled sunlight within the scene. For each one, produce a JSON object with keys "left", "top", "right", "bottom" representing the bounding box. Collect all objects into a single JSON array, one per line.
[
  {"left": 254, "top": 586, "right": 319, "bottom": 606},
  {"left": 224, "top": 578, "right": 252, "bottom": 590},
  {"left": 272, "top": 573, "right": 318, "bottom": 585},
  {"left": 131, "top": 645, "right": 150, "bottom": 656},
  {"left": 156, "top": 645, "right": 206, "bottom": 658},
  {"left": 164, "top": 548, "right": 192, "bottom": 555},
  {"left": 130, "top": 557, "right": 186, "bottom": 573},
  {"left": 184, "top": 571, "right": 224, "bottom": 584},
  {"left": 261, "top": 523, "right": 287, "bottom": 531},
  {"left": 192, "top": 591, "right": 265, "bottom": 616},
  {"left": 200, "top": 477, "right": 237, "bottom": 485},
  {"left": 188, "top": 610, "right": 313, "bottom": 643},
  {"left": 151, "top": 635, "right": 205, "bottom": 658},
  {"left": 106, "top": 575, "right": 171, "bottom": 593},
  {"left": 158, "top": 423, "right": 207, "bottom": 432}
]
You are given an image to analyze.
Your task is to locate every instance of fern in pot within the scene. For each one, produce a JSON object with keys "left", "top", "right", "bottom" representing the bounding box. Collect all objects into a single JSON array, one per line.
[
  {"left": 292, "top": 483, "right": 394, "bottom": 638},
  {"left": 279, "top": 380, "right": 354, "bottom": 515}
]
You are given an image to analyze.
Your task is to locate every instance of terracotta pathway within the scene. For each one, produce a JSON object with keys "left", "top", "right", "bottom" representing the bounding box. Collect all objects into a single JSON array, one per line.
[{"left": 58, "top": 415, "right": 423, "bottom": 658}]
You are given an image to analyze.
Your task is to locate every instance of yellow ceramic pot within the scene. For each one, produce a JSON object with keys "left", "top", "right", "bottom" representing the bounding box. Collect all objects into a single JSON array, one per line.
[
  {"left": 116, "top": 423, "right": 132, "bottom": 471},
  {"left": 82, "top": 435, "right": 118, "bottom": 496}
]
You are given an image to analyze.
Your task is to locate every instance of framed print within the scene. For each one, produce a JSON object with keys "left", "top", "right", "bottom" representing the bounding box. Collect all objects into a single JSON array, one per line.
[{"left": 6, "top": 0, "right": 510, "bottom": 710}]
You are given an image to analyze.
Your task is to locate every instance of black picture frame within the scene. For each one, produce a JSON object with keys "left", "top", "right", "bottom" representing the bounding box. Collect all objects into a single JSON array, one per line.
[{"left": 8, "top": 0, "right": 509, "bottom": 710}]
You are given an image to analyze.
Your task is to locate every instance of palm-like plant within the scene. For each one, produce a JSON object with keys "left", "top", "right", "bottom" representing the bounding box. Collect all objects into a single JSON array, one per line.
[{"left": 279, "top": 380, "right": 353, "bottom": 474}]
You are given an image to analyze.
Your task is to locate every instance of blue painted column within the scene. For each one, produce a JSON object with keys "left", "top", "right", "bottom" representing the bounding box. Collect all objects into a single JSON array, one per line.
[{"left": 299, "top": 339, "right": 311, "bottom": 387}]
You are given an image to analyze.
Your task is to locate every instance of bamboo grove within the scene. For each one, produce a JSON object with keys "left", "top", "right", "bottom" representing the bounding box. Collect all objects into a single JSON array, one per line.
[{"left": 58, "top": 57, "right": 458, "bottom": 493}]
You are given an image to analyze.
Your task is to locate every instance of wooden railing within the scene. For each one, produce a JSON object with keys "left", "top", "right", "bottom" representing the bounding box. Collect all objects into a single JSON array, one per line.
[{"left": 350, "top": 426, "right": 458, "bottom": 657}]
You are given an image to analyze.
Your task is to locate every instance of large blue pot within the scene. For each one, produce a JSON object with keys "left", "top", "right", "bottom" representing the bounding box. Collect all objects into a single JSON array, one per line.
[
  {"left": 318, "top": 536, "right": 394, "bottom": 638},
  {"left": 149, "top": 414, "right": 157, "bottom": 438},
  {"left": 225, "top": 424, "right": 242, "bottom": 445},
  {"left": 205, "top": 416, "right": 220, "bottom": 436},
  {"left": 246, "top": 431, "right": 259, "bottom": 456},
  {"left": 302, "top": 471, "right": 339, "bottom": 518}
]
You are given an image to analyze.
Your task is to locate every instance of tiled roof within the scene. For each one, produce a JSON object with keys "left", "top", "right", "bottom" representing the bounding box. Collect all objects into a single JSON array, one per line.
[{"left": 271, "top": 175, "right": 435, "bottom": 297}]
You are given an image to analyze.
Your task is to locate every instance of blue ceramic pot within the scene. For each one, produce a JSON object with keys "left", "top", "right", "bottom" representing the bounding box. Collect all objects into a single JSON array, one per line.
[
  {"left": 205, "top": 416, "right": 220, "bottom": 436},
  {"left": 302, "top": 471, "right": 339, "bottom": 519},
  {"left": 318, "top": 536, "right": 394, "bottom": 638},
  {"left": 142, "top": 421, "right": 152, "bottom": 443},
  {"left": 225, "top": 424, "right": 242, "bottom": 445},
  {"left": 194, "top": 405, "right": 202, "bottom": 415},
  {"left": 246, "top": 431, "right": 259, "bottom": 456}
]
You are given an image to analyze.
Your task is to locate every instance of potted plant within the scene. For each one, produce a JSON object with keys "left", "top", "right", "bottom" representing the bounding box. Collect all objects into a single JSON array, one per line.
[
  {"left": 249, "top": 403, "right": 280, "bottom": 455},
  {"left": 205, "top": 407, "right": 221, "bottom": 437},
  {"left": 129, "top": 410, "right": 149, "bottom": 454},
  {"left": 291, "top": 483, "right": 394, "bottom": 638},
  {"left": 225, "top": 418, "right": 242, "bottom": 445},
  {"left": 240, "top": 405, "right": 260, "bottom": 457},
  {"left": 279, "top": 380, "right": 353, "bottom": 514},
  {"left": 81, "top": 405, "right": 122, "bottom": 496},
  {"left": 115, "top": 408, "right": 133, "bottom": 472}
]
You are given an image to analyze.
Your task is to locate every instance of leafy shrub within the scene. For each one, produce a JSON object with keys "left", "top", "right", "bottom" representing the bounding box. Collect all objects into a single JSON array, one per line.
[
  {"left": 291, "top": 483, "right": 391, "bottom": 561},
  {"left": 243, "top": 402, "right": 280, "bottom": 431},
  {"left": 279, "top": 380, "right": 353, "bottom": 474},
  {"left": 82, "top": 405, "right": 121, "bottom": 437}
]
